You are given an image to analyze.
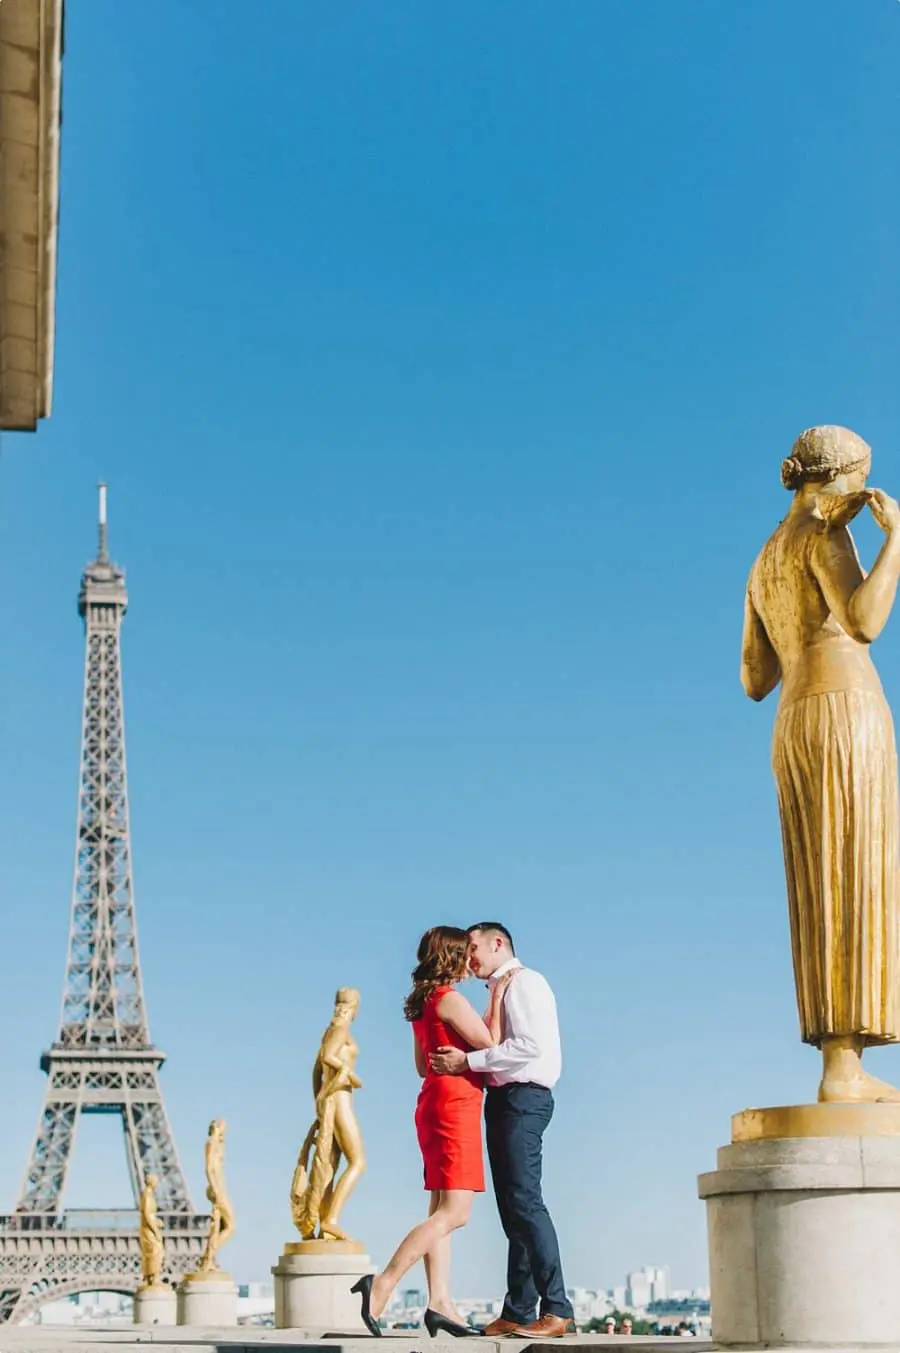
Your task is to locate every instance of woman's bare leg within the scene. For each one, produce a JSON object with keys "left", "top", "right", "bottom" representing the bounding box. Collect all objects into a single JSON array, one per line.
[
  {"left": 422, "top": 1192, "right": 463, "bottom": 1323},
  {"left": 369, "top": 1190, "right": 472, "bottom": 1319}
]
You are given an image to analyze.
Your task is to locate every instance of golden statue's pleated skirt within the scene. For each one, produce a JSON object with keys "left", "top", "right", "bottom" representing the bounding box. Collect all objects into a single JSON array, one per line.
[{"left": 773, "top": 689, "right": 900, "bottom": 1046}]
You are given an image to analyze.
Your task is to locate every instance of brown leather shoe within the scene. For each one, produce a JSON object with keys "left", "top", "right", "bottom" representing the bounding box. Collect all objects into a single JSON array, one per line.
[
  {"left": 509, "top": 1315, "right": 576, "bottom": 1338},
  {"left": 483, "top": 1318, "right": 521, "bottom": 1337}
]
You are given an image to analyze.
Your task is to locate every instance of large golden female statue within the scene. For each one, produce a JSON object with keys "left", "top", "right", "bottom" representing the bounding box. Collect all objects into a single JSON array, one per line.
[
  {"left": 291, "top": 987, "right": 366, "bottom": 1244},
  {"left": 742, "top": 425, "right": 900, "bottom": 1103}
]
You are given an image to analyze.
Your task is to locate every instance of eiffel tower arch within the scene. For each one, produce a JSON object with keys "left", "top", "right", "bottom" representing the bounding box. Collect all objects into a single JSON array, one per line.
[{"left": 0, "top": 489, "right": 208, "bottom": 1324}]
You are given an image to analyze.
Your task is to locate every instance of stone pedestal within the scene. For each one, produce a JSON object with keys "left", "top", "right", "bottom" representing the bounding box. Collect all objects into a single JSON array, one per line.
[
  {"left": 699, "top": 1103, "right": 900, "bottom": 1349},
  {"left": 133, "top": 1285, "right": 176, "bottom": 1325},
  {"left": 272, "top": 1239, "right": 373, "bottom": 1331},
  {"left": 176, "top": 1271, "right": 237, "bottom": 1327}
]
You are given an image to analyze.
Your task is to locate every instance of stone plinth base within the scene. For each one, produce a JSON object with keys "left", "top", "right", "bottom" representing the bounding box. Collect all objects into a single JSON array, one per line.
[
  {"left": 699, "top": 1107, "right": 900, "bottom": 1348},
  {"left": 272, "top": 1240, "right": 373, "bottom": 1331},
  {"left": 132, "top": 1284, "right": 176, "bottom": 1325},
  {"left": 176, "top": 1271, "right": 237, "bottom": 1327}
]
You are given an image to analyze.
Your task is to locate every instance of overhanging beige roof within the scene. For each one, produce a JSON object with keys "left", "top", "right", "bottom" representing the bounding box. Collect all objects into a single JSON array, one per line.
[{"left": 0, "top": 0, "right": 63, "bottom": 432}]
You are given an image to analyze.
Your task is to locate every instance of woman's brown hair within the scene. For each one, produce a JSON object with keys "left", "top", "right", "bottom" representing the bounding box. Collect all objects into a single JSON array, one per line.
[{"left": 403, "top": 926, "right": 471, "bottom": 1022}]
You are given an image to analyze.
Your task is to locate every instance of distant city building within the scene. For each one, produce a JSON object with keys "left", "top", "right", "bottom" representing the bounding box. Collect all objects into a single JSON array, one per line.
[
  {"left": 560, "top": 1265, "right": 709, "bottom": 1333},
  {"left": 36, "top": 1292, "right": 132, "bottom": 1327},
  {"left": 237, "top": 1283, "right": 273, "bottom": 1299},
  {"left": 567, "top": 1287, "right": 614, "bottom": 1323},
  {"left": 670, "top": 1287, "right": 711, "bottom": 1302},
  {"left": 626, "top": 1265, "right": 670, "bottom": 1308}
]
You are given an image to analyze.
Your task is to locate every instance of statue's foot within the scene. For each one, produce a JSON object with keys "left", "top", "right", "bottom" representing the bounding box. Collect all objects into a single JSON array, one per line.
[
  {"left": 818, "top": 1069, "right": 900, "bottom": 1103},
  {"left": 320, "top": 1222, "right": 355, "bottom": 1243}
]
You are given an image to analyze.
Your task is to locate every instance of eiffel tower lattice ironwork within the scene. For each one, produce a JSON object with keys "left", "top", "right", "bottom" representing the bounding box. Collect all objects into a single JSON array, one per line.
[{"left": 0, "top": 488, "right": 208, "bottom": 1324}]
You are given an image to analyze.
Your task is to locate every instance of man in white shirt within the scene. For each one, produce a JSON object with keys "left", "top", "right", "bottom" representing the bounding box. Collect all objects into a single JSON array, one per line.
[{"left": 430, "top": 922, "right": 575, "bottom": 1339}]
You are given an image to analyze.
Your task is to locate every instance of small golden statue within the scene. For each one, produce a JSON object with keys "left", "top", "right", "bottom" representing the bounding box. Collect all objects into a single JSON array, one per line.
[
  {"left": 138, "top": 1173, "right": 165, "bottom": 1290},
  {"left": 743, "top": 426, "right": 900, "bottom": 1102},
  {"left": 196, "top": 1119, "right": 236, "bottom": 1273},
  {"left": 291, "top": 987, "right": 366, "bottom": 1244}
]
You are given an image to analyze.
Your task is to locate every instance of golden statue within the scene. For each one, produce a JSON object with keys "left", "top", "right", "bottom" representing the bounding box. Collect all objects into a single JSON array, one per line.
[
  {"left": 742, "top": 425, "right": 900, "bottom": 1103},
  {"left": 196, "top": 1119, "right": 235, "bottom": 1272},
  {"left": 291, "top": 987, "right": 366, "bottom": 1244},
  {"left": 138, "top": 1173, "right": 165, "bottom": 1290}
]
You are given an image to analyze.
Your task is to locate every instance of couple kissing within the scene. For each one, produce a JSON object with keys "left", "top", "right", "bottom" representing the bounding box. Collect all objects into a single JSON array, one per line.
[{"left": 352, "top": 922, "right": 574, "bottom": 1339}]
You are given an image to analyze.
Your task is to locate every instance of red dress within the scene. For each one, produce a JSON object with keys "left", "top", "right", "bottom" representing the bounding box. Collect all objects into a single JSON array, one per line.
[{"left": 413, "top": 986, "right": 485, "bottom": 1192}]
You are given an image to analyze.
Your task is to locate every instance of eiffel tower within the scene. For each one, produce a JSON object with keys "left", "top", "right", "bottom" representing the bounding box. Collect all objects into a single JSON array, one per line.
[{"left": 0, "top": 488, "right": 208, "bottom": 1324}]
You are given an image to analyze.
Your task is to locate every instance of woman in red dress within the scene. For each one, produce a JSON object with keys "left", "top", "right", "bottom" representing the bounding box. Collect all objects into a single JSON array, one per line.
[{"left": 352, "top": 926, "right": 510, "bottom": 1337}]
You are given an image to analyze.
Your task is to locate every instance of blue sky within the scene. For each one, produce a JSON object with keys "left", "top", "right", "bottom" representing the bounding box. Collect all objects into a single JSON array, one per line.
[{"left": 1, "top": 0, "right": 899, "bottom": 1297}]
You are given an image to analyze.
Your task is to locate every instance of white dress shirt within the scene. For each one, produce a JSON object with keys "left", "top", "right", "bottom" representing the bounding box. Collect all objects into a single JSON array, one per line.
[{"left": 466, "top": 958, "right": 562, "bottom": 1089}]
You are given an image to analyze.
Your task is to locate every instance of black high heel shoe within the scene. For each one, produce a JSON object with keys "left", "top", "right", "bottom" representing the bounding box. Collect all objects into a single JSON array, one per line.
[
  {"left": 351, "top": 1274, "right": 382, "bottom": 1338},
  {"left": 424, "top": 1309, "right": 472, "bottom": 1338}
]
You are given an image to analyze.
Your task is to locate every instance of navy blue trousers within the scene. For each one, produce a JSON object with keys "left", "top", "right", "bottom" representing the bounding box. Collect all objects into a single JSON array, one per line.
[{"left": 484, "top": 1083, "right": 573, "bottom": 1323}]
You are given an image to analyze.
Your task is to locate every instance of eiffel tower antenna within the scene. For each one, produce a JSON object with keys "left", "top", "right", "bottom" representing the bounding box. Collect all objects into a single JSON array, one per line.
[
  {"left": 0, "top": 488, "right": 206, "bottom": 1323},
  {"left": 98, "top": 481, "right": 109, "bottom": 561}
]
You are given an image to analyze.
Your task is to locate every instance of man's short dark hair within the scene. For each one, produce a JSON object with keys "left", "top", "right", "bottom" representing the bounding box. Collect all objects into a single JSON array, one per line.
[{"left": 467, "top": 921, "right": 515, "bottom": 954}]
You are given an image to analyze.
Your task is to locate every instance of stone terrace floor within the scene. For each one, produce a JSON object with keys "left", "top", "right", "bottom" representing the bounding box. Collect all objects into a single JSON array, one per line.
[{"left": 0, "top": 1331, "right": 713, "bottom": 1353}]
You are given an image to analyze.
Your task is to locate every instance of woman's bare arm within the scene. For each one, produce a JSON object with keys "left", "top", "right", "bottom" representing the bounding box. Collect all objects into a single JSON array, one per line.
[
  {"left": 436, "top": 990, "right": 496, "bottom": 1051},
  {"left": 741, "top": 590, "right": 781, "bottom": 701}
]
